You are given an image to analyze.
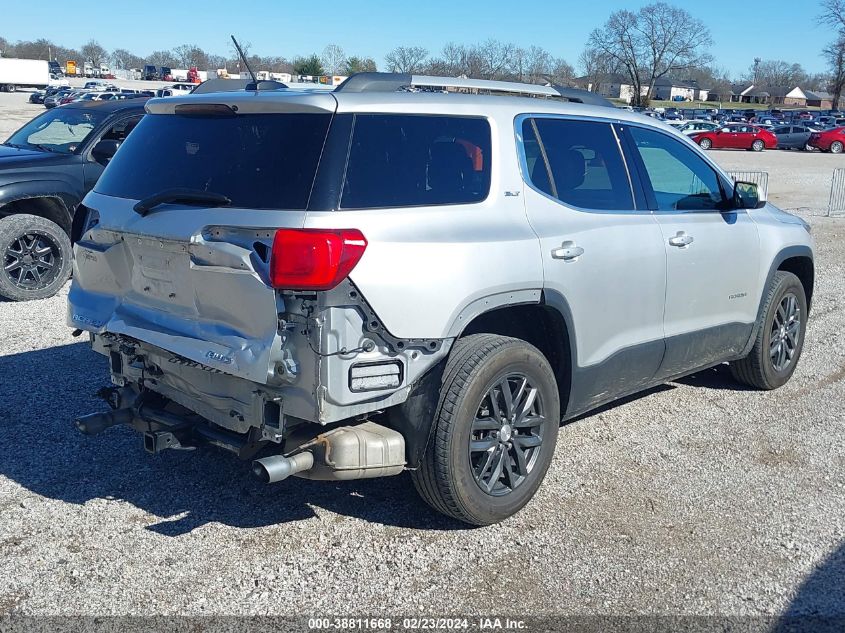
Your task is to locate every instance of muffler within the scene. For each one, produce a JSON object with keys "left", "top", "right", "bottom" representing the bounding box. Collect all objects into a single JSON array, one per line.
[
  {"left": 253, "top": 421, "right": 406, "bottom": 483},
  {"left": 74, "top": 408, "right": 134, "bottom": 435},
  {"left": 253, "top": 452, "right": 315, "bottom": 483}
]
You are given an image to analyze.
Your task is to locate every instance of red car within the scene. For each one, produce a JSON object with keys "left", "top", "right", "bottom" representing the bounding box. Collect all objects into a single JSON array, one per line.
[
  {"left": 808, "top": 127, "right": 845, "bottom": 153},
  {"left": 691, "top": 124, "right": 778, "bottom": 151}
]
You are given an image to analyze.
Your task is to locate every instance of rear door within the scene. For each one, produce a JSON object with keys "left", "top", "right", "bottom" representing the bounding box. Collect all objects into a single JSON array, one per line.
[
  {"left": 623, "top": 125, "right": 761, "bottom": 380},
  {"left": 519, "top": 116, "right": 667, "bottom": 415}
]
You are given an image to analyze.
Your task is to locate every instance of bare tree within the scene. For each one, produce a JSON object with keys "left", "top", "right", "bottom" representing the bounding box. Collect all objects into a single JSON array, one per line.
[
  {"left": 148, "top": 50, "right": 178, "bottom": 67},
  {"left": 172, "top": 44, "right": 209, "bottom": 69},
  {"left": 321, "top": 44, "right": 346, "bottom": 75},
  {"left": 81, "top": 39, "right": 107, "bottom": 67},
  {"left": 0, "top": 36, "right": 9, "bottom": 57},
  {"left": 820, "top": 0, "right": 845, "bottom": 27},
  {"left": 747, "top": 59, "right": 807, "bottom": 87},
  {"left": 476, "top": 39, "right": 515, "bottom": 79},
  {"left": 384, "top": 46, "right": 428, "bottom": 73},
  {"left": 588, "top": 2, "right": 712, "bottom": 105},
  {"left": 824, "top": 36, "right": 845, "bottom": 109}
]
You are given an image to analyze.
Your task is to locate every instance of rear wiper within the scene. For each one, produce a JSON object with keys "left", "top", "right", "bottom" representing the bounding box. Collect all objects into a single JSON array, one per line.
[{"left": 133, "top": 188, "right": 232, "bottom": 216}]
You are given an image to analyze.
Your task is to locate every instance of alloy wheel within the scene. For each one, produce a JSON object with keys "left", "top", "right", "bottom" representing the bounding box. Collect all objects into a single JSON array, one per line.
[
  {"left": 770, "top": 293, "right": 801, "bottom": 373},
  {"left": 3, "top": 231, "right": 62, "bottom": 291},
  {"left": 469, "top": 373, "right": 546, "bottom": 497}
]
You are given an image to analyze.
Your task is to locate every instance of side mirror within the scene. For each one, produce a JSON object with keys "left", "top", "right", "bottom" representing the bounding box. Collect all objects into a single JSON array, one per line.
[
  {"left": 733, "top": 180, "right": 766, "bottom": 210},
  {"left": 91, "top": 139, "right": 120, "bottom": 165}
]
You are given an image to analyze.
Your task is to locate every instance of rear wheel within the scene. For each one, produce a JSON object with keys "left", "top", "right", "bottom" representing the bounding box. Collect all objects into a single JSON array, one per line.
[
  {"left": 698, "top": 137, "right": 712, "bottom": 150},
  {"left": 831, "top": 141, "right": 844, "bottom": 154},
  {"left": 412, "top": 334, "right": 560, "bottom": 525},
  {"left": 730, "top": 271, "right": 807, "bottom": 390},
  {"left": 752, "top": 139, "right": 765, "bottom": 152},
  {"left": 0, "top": 214, "right": 72, "bottom": 301}
]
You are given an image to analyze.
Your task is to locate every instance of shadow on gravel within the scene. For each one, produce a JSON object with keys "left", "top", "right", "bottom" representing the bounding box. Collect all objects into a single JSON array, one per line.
[
  {"left": 773, "top": 541, "right": 845, "bottom": 631},
  {"left": 0, "top": 342, "right": 469, "bottom": 534}
]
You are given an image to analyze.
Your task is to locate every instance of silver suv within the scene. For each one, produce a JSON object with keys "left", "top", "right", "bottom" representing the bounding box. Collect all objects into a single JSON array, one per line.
[{"left": 69, "top": 73, "right": 814, "bottom": 525}]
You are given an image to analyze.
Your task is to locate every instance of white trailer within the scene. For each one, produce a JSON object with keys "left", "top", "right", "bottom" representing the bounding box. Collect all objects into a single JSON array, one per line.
[{"left": 0, "top": 58, "right": 50, "bottom": 92}]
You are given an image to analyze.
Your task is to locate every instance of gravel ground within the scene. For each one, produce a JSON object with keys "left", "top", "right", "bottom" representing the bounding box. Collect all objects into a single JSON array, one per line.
[{"left": 0, "top": 92, "right": 843, "bottom": 620}]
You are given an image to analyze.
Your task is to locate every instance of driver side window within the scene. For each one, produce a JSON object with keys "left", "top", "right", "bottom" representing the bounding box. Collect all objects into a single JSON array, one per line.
[{"left": 628, "top": 126, "right": 726, "bottom": 212}]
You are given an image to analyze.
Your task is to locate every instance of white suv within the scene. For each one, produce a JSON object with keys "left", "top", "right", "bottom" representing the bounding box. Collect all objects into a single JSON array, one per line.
[{"left": 69, "top": 73, "right": 814, "bottom": 525}]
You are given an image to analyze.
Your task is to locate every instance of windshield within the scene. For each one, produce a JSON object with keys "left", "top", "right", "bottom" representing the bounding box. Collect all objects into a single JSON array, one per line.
[
  {"left": 95, "top": 112, "right": 333, "bottom": 209},
  {"left": 5, "top": 107, "right": 106, "bottom": 154}
]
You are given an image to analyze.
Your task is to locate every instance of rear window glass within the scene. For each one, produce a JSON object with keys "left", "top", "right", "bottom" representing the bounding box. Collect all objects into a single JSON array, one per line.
[
  {"left": 340, "top": 114, "right": 491, "bottom": 209},
  {"left": 95, "top": 112, "right": 332, "bottom": 209}
]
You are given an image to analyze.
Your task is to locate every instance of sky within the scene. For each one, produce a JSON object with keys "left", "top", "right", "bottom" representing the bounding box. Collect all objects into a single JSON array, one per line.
[{"left": 0, "top": 0, "right": 834, "bottom": 77}]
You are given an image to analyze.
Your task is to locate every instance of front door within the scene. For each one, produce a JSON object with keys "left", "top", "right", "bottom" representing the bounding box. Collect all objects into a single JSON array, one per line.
[
  {"left": 518, "top": 116, "right": 667, "bottom": 417},
  {"left": 623, "top": 125, "right": 762, "bottom": 380}
]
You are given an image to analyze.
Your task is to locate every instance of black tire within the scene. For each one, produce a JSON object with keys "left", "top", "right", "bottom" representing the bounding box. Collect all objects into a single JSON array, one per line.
[
  {"left": 412, "top": 334, "right": 560, "bottom": 525},
  {"left": 730, "top": 271, "right": 807, "bottom": 390},
  {"left": 698, "top": 137, "right": 712, "bottom": 150},
  {"left": 0, "top": 214, "right": 72, "bottom": 301},
  {"left": 752, "top": 139, "right": 765, "bottom": 152},
  {"left": 831, "top": 141, "right": 844, "bottom": 154}
]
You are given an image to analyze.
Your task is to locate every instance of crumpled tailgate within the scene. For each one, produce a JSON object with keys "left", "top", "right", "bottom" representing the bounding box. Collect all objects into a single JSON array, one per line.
[{"left": 68, "top": 192, "right": 303, "bottom": 385}]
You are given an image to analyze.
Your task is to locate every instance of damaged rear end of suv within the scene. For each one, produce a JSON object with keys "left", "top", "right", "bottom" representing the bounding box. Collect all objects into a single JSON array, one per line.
[{"left": 70, "top": 87, "right": 472, "bottom": 513}]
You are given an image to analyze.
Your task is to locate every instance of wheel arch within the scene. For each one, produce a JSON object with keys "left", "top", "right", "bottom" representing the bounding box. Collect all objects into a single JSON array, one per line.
[
  {"left": 0, "top": 186, "right": 78, "bottom": 235},
  {"left": 390, "top": 295, "right": 575, "bottom": 469},
  {"left": 740, "top": 245, "right": 814, "bottom": 358}
]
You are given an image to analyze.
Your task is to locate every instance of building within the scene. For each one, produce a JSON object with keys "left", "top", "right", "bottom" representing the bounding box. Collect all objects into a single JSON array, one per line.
[
  {"left": 573, "top": 73, "right": 648, "bottom": 103},
  {"left": 767, "top": 86, "right": 807, "bottom": 106},
  {"left": 805, "top": 90, "right": 834, "bottom": 109},
  {"left": 651, "top": 77, "right": 710, "bottom": 102}
]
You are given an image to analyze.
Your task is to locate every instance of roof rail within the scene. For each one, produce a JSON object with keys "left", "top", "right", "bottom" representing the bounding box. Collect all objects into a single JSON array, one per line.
[{"left": 334, "top": 72, "right": 615, "bottom": 107}]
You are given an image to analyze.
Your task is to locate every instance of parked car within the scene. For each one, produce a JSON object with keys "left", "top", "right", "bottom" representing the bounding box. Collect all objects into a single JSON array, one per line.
[
  {"left": 808, "top": 127, "right": 845, "bottom": 153},
  {"left": 29, "top": 90, "right": 46, "bottom": 104},
  {"left": 691, "top": 124, "right": 778, "bottom": 151},
  {"left": 677, "top": 121, "right": 722, "bottom": 136},
  {"left": 43, "top": 89, "right": 72, "bottom": 108},
  {"left": 772, "top": 125, "right": 817, "bottom": 151},
  {"left": 0, "top": 99, "right": 147, "bottom": 300},
  {"left": 68, "top": 74, "right": 814, "bottom": 526}
]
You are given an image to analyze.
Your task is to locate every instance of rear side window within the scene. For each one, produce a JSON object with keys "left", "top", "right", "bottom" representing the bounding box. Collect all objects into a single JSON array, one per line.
[
  {"left": 340, "top": 115, "right": 491, "bottom": 209},
  {"left": 523, "top": 118, "right": 634, "bottom": 211},
  {"left": 95, "top": 112, "right": 332, "bottom": 209}
]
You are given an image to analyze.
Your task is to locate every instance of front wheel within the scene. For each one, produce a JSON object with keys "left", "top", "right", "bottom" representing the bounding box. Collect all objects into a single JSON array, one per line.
[
  {"left": 698, "top": 137, "right": 712, "bottom": 150},
  {"left": 831, "top": 141, "right": 844, "bottom": 154},
  {"left": 752, "top": 139, "right": 765, "bottom": 152},
  {"left": 412, "top": 334, "right": 560, "bottom": 525},
  {"left": 730, "top": 271, "right": 807, "bottom": 390},
  {"left": 0, "top": 214, "right": 73, "bottom": 301}
]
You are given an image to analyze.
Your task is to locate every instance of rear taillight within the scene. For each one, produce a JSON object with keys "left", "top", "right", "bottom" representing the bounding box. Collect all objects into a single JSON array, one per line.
[{"left": 269, "top": 229, "right": 367, "bottom": 290}]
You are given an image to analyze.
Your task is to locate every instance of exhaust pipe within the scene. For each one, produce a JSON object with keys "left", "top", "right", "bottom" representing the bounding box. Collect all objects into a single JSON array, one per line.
[
  {"left": 252, "top": 452, "right": 314, "bottom": 484},
  {"left": 74, "top": 408, "right": 134, "bottom": 435}
]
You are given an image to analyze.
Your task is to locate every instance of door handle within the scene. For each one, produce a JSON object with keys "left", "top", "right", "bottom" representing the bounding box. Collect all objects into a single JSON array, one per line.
[
  {"left": 668, "top": 231, "right": 694, "bottom": 248},
  {"left": 551, "top": 241, "right": 584, "bottom": 261}
]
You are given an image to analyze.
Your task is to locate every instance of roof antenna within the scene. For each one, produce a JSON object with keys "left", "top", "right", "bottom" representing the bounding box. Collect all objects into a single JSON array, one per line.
[{"left": 231, "top": 35, "right": 256, "bottom": 85}]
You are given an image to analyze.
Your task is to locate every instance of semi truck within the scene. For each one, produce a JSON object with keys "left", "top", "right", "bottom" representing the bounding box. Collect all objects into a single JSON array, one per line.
[{"left": 0, "top": 58, "right": 50, "bottom": 92}]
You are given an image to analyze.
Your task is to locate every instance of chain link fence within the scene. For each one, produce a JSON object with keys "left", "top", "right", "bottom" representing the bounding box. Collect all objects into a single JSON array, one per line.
[
  {"left": 828, "top": 168, "right": 845, "bottom": 217},
  {"left": 727, "top": 171, "right": 769, "bottom": 200}
]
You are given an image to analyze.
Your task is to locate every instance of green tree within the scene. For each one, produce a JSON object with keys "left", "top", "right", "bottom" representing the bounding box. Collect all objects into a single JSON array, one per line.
[
  {"left": 293, "top": 54, "right": 324, "bottom": 76},
  {"left": 345, "top": 56, "right": 377, "bottom": 74}
]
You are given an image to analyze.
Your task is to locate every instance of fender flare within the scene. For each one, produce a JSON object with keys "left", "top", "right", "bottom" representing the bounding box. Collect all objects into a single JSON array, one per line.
[
  {"left": 0, "top": 180, "right": 81, "bottom": 231},
  {"left": 739, "top": 244, "right": 814, "bottom": 358},
  {"left": 394, "top": 289, "right": 578, "bottom": 468}
]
